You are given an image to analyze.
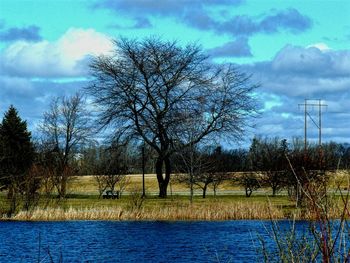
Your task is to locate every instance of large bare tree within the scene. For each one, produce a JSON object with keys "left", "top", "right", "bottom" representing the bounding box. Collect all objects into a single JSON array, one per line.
[
  {"left": 40, "top": 93, "right": 93, "bottom": 198},
  {"left": 87, "top": 37, "right": 257, "bottom": 197}
]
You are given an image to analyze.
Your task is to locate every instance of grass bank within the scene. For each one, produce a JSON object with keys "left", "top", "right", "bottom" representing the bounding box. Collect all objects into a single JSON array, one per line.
[
  {"left": 1, "top": 173, "right": 348, "bottom": 221},
  {"left": 1, "top": 194, "right": 347, "bottom": 221},
  {"left": 9, "top": 199, "right": 285, "bottom": 221}
]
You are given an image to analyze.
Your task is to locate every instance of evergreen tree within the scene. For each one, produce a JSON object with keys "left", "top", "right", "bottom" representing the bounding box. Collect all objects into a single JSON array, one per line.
[{"left": 0, "top": 106, "right": 35, "bottom": 200}]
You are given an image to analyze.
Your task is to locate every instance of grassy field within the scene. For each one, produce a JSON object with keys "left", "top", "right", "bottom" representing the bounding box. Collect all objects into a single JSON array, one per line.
[
  {"left": 0, "top": 172, "right": 348, "bottom": 221},
  {"left": 68, "top": 174, "right": 270, "bottom": 195},
  {"left": 68, "top": 174, "right": 219, "bottom": 195},
  {"left": 68, "top": 171, "right": 350, "bottom": 195}
]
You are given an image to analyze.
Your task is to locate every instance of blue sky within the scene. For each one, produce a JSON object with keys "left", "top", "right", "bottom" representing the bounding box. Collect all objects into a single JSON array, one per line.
[{"left": 0, "top": 0, "right": 349, "bottom": 147}]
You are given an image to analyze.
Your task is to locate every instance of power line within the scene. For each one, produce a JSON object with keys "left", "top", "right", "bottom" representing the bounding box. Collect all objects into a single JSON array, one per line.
[{"left": 298, "top": 99, "right": 327, "bottom": 151}]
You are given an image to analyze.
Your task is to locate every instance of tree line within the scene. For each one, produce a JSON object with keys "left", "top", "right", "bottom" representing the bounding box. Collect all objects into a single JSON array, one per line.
[
  {"left": 0, "top": 101, "right": 348, "bottom": 214},
  {"left": 1, "top": 37, "right": 349, "bottom": 215},
  {"left": 171, "top": 137, "right": 350, "bottom": 200}
]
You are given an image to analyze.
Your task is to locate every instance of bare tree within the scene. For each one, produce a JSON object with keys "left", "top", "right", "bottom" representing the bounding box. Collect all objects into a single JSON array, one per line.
[
  {"left": 193, "top": 173, "right": 215, "bottom": 199},
  {"left": 94, "top": 174, "right": 108, "bottom": 199},
  {"left": 115, "top": 175, "right": 130, "bottom": 198},
  {"left": 205, "top": 146, "right": 230, "bottom": 197},
  {"left": 211, "top": 172, "right": 228, "bottom": 197},
  {"left": 94, "top": 173, "right": 130, "bottom": 199},
  {"left": 248, "top": 137, "right": 289, "bottom": 196},
  {"left": 234, "top": 172, "right": 261, "bottom": 197},
  {"left": 87, "top": 37, "right": 257, "bottom": 197},
  {"left": 40, "top": 93, "right": 93, "bottom": 198},
  {"left": 174, "top": 144, "right": 208, "bottom": 200},
  {"left": 174, "top": 145, "right": 228, "bottom": 199},
  {"left": 94, "top": 142, "right": 129, "bottom": 198},
  {"left": 172, "top": 113, "right": 207, "bottom": 201},
  {"left": 175, "top": 170, "right": 227, "bottom": 199}
]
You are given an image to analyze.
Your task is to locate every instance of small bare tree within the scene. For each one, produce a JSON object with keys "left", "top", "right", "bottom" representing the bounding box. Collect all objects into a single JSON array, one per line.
[
  {"left": 40, "top": 93, "right": 93, "bottom": 198},
  {"left": 94, "top": 174, "right": 108, "bottom": 199},
  {"left": 248, "top": 137, "right": 289, "bottom": 196},
  {"left": 174, "top": 144, "right": 201, "bottom": 202},
  {"left": 116, "top": 176, "right": 130, "bottom": 198},
  {"left": 212, "top": 172, "right": 228, "bottom": 197},
  {"left": 234, "top": 172, "right": 261, "bottom": 197},
  {"left": 193, "top": 173, "right": 215, "bottom": 199},
  {"left": 94, "top": 142, "right": 130, "bottom": 198},
  {"left": 175, "top": 145, "right": 226, "bottom": 199}
]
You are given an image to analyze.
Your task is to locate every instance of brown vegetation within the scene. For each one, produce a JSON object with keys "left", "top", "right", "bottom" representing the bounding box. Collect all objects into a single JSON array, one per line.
[{"left": 10, "top": 201, "right": 284, "bottom": 221}]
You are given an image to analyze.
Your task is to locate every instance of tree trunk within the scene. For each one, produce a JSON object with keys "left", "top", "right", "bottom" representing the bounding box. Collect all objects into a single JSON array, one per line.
[
  {"left": 7, "top": 185, "right": 14, "bottom": 200},
  {"left": 202, "top": 184, "right": 207, "bottom": 198},
  {"left": 190, "top": 173, "right": 194, "bottom": 203},
  {"left": 60, "top": 174, "right": 67, "bottom": 199},
  {"left": 272, "top": 185, "right": 277, "bottom": 197},
  {"left": 155, "top": 156, "right": 171, "bottom": 198},
  {"left": 9, "top": 195, "right": 17, "bottom": 217},
  {"left": 7, "top": 185, "right": 17, "bottom": 217}
]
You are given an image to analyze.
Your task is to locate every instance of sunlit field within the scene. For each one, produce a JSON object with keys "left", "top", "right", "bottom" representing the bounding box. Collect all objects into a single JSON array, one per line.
[
  {"left": 68, "top": 174, "right": 243, "bottom": 195},
  {"left": 1, "top": 172, "right": 348, "bottom": 221}
]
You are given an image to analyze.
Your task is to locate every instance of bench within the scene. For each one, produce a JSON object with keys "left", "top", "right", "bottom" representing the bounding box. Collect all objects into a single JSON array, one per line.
[{"left": 102, "top": 190, "right": 119, "bottom": 199}]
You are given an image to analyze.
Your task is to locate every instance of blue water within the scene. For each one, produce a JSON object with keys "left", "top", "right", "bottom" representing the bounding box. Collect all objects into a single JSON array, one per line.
[{"left": 0, "top": 220, "right": 307, "bottom": 263}]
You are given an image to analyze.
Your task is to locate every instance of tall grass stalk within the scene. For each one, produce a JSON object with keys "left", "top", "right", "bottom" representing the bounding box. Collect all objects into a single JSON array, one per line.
[
  {"left": 261, "top": 158, "right": 349, "bottom": 263},
  {"left": 8, "top": 201, "right": 284, "bottom": 221}
]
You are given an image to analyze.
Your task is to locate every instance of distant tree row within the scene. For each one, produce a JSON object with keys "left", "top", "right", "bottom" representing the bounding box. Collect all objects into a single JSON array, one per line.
[
  {"left": 0, "top": 37, "right": 258, "bottom": 201},
  {"left": 242, "top": 137, "right": 349, "bottom": 205},
  {"left": 1, "top": 37, "right": 349, "bottom": 214},
  {"left": 0, "top": 100, "right": 349, "bottom": 215},
  {"left": 170, "top": 137, "right": 350, "bottom": 201}
]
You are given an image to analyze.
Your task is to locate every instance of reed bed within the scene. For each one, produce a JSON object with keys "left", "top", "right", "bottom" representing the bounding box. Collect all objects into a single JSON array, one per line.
[
  {"left": 3, "top": 199, "right": 348, "bottom": 221},
  {"left": 8, "top": 201, "right": 285, "bottom": 221}
]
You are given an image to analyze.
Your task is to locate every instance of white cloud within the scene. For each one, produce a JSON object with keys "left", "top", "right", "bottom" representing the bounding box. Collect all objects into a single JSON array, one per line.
[
  {"left": 271, "top": 45, "right": 350, "bottom": 78},
  {"left": 243, "top": 44, "right": 350, "bottom": 143},
  {"left": 244, "top": 45, "right": 350, "bottom": 98},
  {"left": 58, "top": 28, "right": 113, "bottom": 62},
  {"left": 0, "top": 28, "right": 113, "bottom": 78},
  {"left": 306, "top": 42, "right": 330, "bottom": 51}
]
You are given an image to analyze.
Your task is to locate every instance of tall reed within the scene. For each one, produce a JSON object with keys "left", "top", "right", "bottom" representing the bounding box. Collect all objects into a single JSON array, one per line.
[
  {"left": 9, "top": 201, "right": 284, "bottom": 221},
  {"left": 260, "top": 158, "right": 350, "bottom": 263}
]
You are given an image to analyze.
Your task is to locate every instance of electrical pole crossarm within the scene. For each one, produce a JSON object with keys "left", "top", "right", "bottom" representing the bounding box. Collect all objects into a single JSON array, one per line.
[{"left": 298, "top": 99, "right": 327, "bottom": 151}]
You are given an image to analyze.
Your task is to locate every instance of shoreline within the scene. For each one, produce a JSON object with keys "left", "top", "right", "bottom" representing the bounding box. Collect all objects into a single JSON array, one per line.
[
  {"left": 1, "top": 203, "right": 344, "bottom": 222},
  {"left": 1, "top": 202, "right": 286, "bottom": 221}
]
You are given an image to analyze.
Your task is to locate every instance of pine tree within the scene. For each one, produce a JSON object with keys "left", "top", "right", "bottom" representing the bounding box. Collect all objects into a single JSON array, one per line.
[{"left": 0, "top": 106, "right": 35, "bottom": 205}]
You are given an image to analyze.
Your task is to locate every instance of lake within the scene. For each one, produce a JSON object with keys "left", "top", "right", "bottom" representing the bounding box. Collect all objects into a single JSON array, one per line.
[{"left": 0, "top": 220, "right": 308, "bottom": 262}]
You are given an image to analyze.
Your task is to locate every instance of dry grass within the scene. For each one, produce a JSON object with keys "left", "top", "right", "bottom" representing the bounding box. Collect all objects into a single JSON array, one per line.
[
  {"left": 68, "top": 171, "right": 350, "bottom": 196},
  {"left": 2, "top": 193, "right": 347, "bottom": 221},
  {"left": 9, "top": 201, "right": 285, "bottom": 221},
  {"left": 68, "top": 174, "right": 163, "bottom": 194},
  {"left": 68, "top": 173, "right": 247, "bottom": 195},
  {"left": 2, "top": 172, "right": 347, "bottom": 221}
]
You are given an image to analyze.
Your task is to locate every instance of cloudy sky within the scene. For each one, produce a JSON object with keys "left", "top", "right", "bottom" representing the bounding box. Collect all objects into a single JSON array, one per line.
[{"left": 0, "top": 0, "right": 349, "bottom": 147}]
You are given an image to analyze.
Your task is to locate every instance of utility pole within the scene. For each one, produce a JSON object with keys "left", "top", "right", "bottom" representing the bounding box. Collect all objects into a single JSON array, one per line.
[
  {"left": 142, "top": 142, "right": 146, "bottom": 198},
  {"left": 298, "top": 99, "right": 327, "bottom": 151},
  {"left": 304, "top": 99, "right": 307, "bottom": 152},
  {"left": 318, "top": 99, "right": 322, "bottom": 146}
]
